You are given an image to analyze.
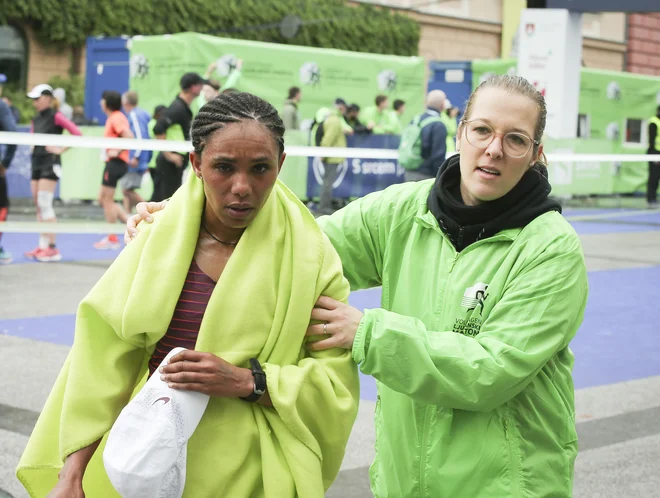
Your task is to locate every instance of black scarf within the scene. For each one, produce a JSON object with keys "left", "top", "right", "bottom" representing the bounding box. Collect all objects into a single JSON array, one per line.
[{"left": 427, "top": 155, "right": 561, "bottom": 251}]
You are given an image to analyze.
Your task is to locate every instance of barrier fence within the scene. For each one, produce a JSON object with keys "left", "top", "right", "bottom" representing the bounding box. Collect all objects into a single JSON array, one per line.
[{"left": 1, "top": 131, "right": 660, "bottom": 236}]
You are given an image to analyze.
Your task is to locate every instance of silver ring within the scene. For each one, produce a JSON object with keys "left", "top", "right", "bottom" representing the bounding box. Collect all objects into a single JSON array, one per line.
[{"left": 323, "top": 323, "right": 328, "bottom": 335}]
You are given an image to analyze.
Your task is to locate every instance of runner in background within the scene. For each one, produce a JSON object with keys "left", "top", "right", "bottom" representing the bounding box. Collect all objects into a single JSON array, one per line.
[
  {"left": 0, "top": 84, "right": 18, "bottom": 264},
  {"left": 121, "top": 91, "right": 152, "bottom": 214},
  {"left": 24, "top": 84, "right": 82, "bottom": 263},
  {"left": 152, "top": 73, "right": 207, "bottom": 201},
  {"left": 93, "top": 90, "right": 133, "bottom": 250}
]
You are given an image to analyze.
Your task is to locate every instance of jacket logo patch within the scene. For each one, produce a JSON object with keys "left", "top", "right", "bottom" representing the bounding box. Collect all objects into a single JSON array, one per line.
[
  {"left": 453, "top": 282, "right": 489, "bottom": 337},
  {"left": 461, "top": 283, "right": 489, "bottom": 312}
]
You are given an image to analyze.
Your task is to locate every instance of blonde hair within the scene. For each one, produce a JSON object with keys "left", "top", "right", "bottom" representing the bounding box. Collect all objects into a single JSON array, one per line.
[
  {"left": 51, "top": 97, "right": 60, "bottom": 112},
  {"left": 462, "top": 75, "right": 548, "bottom": 166}
]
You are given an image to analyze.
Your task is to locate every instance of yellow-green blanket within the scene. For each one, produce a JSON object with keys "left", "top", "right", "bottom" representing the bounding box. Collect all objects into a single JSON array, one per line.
[{"left": 17, "top": 173, "right": 360, "bottom": 497}]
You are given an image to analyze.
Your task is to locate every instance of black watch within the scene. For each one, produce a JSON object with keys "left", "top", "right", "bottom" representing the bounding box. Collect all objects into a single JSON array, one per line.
[{"left": 241, "top": 358, "right": 267, "bottom": 402}]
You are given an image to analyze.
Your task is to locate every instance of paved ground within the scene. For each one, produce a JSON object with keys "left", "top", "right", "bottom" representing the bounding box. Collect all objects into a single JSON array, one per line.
[{"left": 1, "top": 207, "right": 660, "bottom": 497}]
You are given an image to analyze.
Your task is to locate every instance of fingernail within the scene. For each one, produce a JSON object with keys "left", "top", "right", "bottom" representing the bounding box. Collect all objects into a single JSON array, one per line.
[
  {"left": 160, "top": 375, "right": 166, "bottom": 381},
  {"left": 146, "top": 216, "right": 153, "bottom": 222},
  {"left": 159, "top": 367, "right": 163, "bottom": 373}
]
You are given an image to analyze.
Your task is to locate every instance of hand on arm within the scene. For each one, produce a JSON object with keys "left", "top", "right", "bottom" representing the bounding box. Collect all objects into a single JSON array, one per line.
[
  {"left": 124, "top": 199, "right": 169, "bottom": 243},
  {"left": 306, "top": 296, "right": 363, "bottom": 351}
]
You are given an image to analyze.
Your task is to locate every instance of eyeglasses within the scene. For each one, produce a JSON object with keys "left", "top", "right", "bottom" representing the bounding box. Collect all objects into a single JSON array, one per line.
[{"left": 461, "top": 119, "right": 539, "bottom": 158}]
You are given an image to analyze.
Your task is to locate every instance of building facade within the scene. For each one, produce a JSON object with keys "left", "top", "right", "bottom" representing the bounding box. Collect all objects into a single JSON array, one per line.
[{"left": 0, "top": 1, "right": 658, "bottom": 99}]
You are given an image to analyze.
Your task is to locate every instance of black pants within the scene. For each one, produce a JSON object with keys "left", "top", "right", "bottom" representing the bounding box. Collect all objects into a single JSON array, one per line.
[
  {"left": 647, "top": 161, "right": 660, "bottom": 204},
  {"left": 154, "top": 153, "right": 184, "bottom": 201},
  {"left": 0, "top": 175, "right": 8, "bottom": 209},
  {"left": 149, "top": 167, "right": 161, "bottom": 202}
]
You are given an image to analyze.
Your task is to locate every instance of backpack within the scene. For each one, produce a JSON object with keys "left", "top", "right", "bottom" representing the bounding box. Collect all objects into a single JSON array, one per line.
[
  {"left": 398, "top": 114, "right": 443, "bottom": 170},
  {"left": 314, "top": 120, "right": 325, "bottom": 146}
]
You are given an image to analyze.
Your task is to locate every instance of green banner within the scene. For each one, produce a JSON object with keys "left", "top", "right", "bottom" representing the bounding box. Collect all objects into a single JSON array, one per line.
[
  {"left": 543, "top": 138, "right": 615, "bottom": 196},
  {"left": 128, "top": 33, "right": 426, "bottom": 130}
]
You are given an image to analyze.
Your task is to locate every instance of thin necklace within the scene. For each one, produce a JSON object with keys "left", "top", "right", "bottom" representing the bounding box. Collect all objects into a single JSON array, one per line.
[{"left": 201, "top": 222, "right": 239, "bottom": 247}]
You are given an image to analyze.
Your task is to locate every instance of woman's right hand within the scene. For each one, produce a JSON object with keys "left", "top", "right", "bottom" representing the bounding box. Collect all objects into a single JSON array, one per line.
[
  {"left": 124, "top": 200, "right": 169, "bottom": 244},
  {"left": 47, "top": 477, "right": 85, "bottom": 498}
]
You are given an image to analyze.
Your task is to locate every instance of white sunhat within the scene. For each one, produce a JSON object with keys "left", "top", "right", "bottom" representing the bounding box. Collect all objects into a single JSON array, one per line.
[
  {"left": 27, "top": 84, "right": 54, "bottom": 99},
  {"left": 103, "top": 347, "right": 210, "bottom": 498}
]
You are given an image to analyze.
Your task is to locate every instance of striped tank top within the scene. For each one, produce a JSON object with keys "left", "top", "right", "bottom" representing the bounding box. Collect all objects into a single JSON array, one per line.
[{"left": 148, "top": 260, "right": 216, "bottom": 376}]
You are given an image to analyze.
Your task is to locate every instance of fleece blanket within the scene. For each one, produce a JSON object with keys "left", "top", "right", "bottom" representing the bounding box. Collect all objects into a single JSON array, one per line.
[{"left": 17, "top": 173, "right": 359, "bottom": 497}]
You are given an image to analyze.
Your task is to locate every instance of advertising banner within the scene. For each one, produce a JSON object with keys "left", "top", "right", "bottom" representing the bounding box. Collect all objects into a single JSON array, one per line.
[
  {"left": 128, "top": 33, "right": 426, "bottom": 129},
  {"left": 306, "top": 155, "right": 404, "bottom": 200}
]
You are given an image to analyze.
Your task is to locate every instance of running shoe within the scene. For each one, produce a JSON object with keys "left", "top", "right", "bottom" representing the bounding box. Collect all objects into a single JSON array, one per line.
[
  {"left": 24, "top": 247, "right": 43, "bottom": 260},
  {"left": 0, "top": 249, "right": 12, "bottom": 264},
  {"left": 35, "top": 247, "right": 62, "bottom": 262},
  {"left": 94, "top": 235, "right": 120, "bottom": 250}
]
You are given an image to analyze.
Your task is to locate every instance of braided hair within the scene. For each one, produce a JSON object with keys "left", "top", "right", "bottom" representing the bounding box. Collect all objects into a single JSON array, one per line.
[{"left": 191, "top": 92, "right": 285, "bottom": 156}]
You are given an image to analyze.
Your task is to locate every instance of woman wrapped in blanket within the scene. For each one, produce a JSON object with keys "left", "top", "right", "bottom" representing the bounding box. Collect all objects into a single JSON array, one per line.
[{"left": 16, "top": 92, "right": 359, "bottom": 498}]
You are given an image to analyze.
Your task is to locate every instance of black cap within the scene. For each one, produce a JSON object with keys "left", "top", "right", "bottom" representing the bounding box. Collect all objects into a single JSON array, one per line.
[
  {"left": 334, "top": 98, "right": 347, "bottom": 106},
  {"left": 180, "top": 72, "right": 210, "bottom": 90}
]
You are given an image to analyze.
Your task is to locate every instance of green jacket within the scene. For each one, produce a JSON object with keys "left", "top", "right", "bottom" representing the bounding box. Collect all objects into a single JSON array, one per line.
[
  {"left": 281, "top": 99, "right": 300, "bottom": 130},
  {"left": 320, "top": 111, "right": 347, "bottom": 165},
  {"left": 361, "top": 106, "right": 400, "bottom": 134},
  {"left": 318, "top": 180, "right": 588, "bottom": 498}
]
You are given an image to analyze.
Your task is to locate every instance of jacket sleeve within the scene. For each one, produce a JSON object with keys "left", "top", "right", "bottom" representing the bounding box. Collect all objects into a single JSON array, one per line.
[
  {"left": 262, "top": 232, "right": 359, "bottom": 489},
  {"left": 316, "top": 188, "right": 388, "bottom": 291},
  {"left": 223, "top": 69, "right": 241, "bottom": 90},
  {"left": 352, "top": 233, "right": 588, "bottom": 411}
]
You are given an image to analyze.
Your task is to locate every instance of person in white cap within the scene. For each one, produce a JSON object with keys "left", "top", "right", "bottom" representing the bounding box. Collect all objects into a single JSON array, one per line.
[
  {"left": 17, "top": 92, "right": 359, "bottom": 498},
  {"left": 24, "top": 83, "right": 82, "bottom": 262}
]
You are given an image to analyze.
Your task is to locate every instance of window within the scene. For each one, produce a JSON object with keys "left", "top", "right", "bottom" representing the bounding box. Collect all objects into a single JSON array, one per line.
[
  {"left": 0, "top": 25, "right": 28, "bottom": 89},
  {"left": 624, "top": 118, "right": 647, "bottom": 146},
  {"left": 577, "top": 114, "right": 590, "bottom": 138}
]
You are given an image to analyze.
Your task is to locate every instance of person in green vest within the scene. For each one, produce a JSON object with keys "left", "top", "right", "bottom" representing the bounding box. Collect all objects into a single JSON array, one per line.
[
  {"left": 281, "top": 86, "right": 302, "bottom": 131},
  {"left": 316, "top": 107, "right": 348, "bottom": 215},
  {"left": 391, "top": 99, "right": 406, "bottom": 135},
  {"left": 647, "top": 105, "right": 660, "bottom": 207},
  {"left": 440, "top": 98, "right": 459, "bottom": 155},
  {"left": 362, "top": 95, "right": 400, "bottom": 134}
]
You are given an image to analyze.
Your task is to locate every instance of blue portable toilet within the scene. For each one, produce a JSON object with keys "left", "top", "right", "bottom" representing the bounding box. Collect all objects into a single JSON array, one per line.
[
  {"left": 427, "top": 61, "right": 472, "bottom": 113},
  {"left": 84, "top": 36, "right": 130, "bottom": 125}
]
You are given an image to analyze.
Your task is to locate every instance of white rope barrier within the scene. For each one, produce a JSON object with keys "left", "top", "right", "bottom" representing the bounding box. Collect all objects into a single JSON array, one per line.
[
  {"left": 2, "top": 132, "right": 660, "bottom": 162},
  {"left": 1, "top": 208, "right": 659, "bottom": 235}
]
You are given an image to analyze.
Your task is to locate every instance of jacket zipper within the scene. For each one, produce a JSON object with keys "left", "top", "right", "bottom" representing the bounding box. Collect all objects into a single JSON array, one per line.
[
  {"left": 419, "top": 407, "right": 431, "bottom": 496},
  {"left": 503, "top": 417, "right": 522, "bottom": 497},
  {"left": 457, "top": 226, "right": 465, "bottom": 248}
]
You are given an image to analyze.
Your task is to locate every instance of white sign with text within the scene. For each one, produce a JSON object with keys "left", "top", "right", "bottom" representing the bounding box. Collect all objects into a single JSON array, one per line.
[{"left": 517, "top": 9, "right": 583, "bottom": 139}]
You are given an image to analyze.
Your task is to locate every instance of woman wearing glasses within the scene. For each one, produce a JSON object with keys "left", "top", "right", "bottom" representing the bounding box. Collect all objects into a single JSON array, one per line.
[{"left": 126, "top": 75, "right": 588, "bottom": 497}]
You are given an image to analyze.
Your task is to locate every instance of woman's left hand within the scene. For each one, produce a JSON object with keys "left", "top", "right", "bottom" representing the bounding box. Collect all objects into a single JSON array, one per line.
[
  {"left": 159, "top": 350, "right": 253, "bottom": 398},
  {"left": 306, "top": 296, "right": 364, "bottom": 351}
]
